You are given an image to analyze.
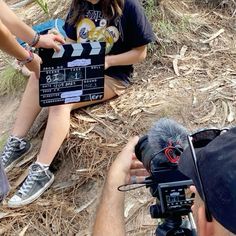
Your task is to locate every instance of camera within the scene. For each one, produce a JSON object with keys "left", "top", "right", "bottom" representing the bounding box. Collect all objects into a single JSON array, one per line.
[{"left": 134, "top": 119, "right": 196, "bottom": 236}]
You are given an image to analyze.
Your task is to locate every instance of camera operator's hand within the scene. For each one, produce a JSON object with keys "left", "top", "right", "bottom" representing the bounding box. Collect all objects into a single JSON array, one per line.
[
  {"left": 108, "top": 136, "right": 149, "bottom": 186},
  {"left": 93, "top": 137, "right": 148, "bottom": 236}
]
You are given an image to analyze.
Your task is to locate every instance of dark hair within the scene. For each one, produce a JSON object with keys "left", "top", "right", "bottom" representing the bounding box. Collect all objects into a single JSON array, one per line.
[{"left": 67, "top": 0, "right": 124, "bottom": 26}]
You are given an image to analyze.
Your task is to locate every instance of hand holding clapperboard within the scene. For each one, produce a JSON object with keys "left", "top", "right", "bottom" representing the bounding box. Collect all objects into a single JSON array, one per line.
[{"left": 38, "top": 42, "right": 106, "bottom": 107}]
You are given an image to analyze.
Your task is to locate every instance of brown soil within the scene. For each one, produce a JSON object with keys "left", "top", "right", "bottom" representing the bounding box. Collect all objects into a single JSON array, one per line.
[
  {"left": 1, "top": 0, "right": 236, "bottom": 235},
  {"left": 0, "top": 95, "right": 20, "bottom": 135}
]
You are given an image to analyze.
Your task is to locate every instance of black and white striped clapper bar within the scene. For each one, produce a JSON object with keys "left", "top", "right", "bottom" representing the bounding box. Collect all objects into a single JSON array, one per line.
[{"left": 38, "top": 42, "right": 106, "bottom": 107}]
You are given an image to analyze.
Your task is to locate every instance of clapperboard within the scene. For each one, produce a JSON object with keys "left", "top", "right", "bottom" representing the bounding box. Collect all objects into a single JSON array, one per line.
[{"left": 38, "top": 42, "right": 105, "bottom": 107}]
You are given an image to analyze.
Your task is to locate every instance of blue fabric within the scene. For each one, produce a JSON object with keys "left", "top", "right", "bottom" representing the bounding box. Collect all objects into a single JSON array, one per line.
[{"left": 18, "top": 18, "right": 66, "bottom": 46}]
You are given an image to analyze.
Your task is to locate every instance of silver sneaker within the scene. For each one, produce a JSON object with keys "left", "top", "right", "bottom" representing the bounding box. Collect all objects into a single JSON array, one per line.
[
  {"left": 1, "top": 136, "right": 31, "bottom": 173},
  {"left": 8, "top": 163, "right": 54, "bottom": 208}
]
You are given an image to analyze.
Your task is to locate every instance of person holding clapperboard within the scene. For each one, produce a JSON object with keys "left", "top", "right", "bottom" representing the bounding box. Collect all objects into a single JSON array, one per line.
[
  {"left": 0, "top": 0, "right": 64, "bottom": 78},
  {"left": 0, "top": 0, "right": 155, "bottom": 208},
  {"left": 0, "top": 0, "right": 64, "bottom": 204}
]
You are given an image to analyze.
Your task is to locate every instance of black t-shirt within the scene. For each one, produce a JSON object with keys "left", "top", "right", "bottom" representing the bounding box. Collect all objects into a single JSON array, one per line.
[{"left": 64, "top": 0, "right": 155, "bottom": 83}]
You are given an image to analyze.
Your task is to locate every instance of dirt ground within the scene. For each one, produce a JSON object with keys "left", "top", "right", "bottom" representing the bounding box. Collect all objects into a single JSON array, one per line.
[
  {"left": 0, "top": 96, "right": 19, "bottom": 135},
  {"left": 0, "top": 0, "right": 236, "bottom": 235}
]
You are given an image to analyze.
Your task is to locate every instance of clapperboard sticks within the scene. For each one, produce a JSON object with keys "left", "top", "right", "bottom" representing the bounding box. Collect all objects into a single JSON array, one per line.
[{"left": 52, "top": 42, "right": 104, "bottom": 58}]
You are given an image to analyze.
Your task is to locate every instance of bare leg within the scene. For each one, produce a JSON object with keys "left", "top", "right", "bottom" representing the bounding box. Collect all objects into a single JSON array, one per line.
[
  {"left": 12, "top": 73, "right": 42, "bottom": 137},
  {"left": 36, "top": 77, "right": 119, "bottom": 165}
]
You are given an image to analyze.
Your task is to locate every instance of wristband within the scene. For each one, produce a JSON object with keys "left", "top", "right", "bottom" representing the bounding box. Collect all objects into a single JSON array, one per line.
[
  {"left": 17, "top": 50, "right": 34, "bottom": 67},
  {"left": 29, "top": 32, "right": 40, "bottom": 47}
]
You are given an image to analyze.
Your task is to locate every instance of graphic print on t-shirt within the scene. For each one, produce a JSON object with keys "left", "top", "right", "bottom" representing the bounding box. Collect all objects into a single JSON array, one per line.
[{"left": 76, "top": 9, "right": 120, "bottom": 54}]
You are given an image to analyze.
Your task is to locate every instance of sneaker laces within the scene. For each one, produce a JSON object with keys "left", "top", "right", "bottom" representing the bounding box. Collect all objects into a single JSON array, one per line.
[
  {"left": 18, "top": 164, "right": 50, "bottom": 196},
  {"left": 1, "top": 136, "right": 26, "bottom": 166}
]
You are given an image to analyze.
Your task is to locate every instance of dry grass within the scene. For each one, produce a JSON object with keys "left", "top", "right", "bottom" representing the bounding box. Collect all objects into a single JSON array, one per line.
[
  {"left": 0, "top": 65, "right": 27, "bottom": 96},
  {"left": 1, "top": 0, "right": 236, "bottom": 235}
]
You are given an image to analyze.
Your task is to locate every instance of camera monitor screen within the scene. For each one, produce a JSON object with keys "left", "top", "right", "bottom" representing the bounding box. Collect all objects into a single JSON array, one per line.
[
  {"left": 38, "top": 42, "right": 105, "bottom": 107},
  {"left": 158, "top": 180, "right": 194, "bottom": 214}
]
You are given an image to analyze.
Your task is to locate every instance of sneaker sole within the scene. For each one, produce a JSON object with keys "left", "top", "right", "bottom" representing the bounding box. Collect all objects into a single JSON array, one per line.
[
  {"left": 5, "top": 143, "right": 32, "bottom": 173},
  {"left": 8, "top": 174, "right": 55, "bottom": 208}
]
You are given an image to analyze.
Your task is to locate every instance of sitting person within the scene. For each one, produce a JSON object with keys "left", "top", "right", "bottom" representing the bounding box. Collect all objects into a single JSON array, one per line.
[
  {"left": 93, "top": 128, "right": 236, "bottom": 236},
  {"left": 0, "top": 0, "right": 155, "bottom": 208}
]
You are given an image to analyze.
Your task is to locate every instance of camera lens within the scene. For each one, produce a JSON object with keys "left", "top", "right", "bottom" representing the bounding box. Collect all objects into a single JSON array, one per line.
[{"left": 135, "top": 135, "right": 156, "bottom": 171}]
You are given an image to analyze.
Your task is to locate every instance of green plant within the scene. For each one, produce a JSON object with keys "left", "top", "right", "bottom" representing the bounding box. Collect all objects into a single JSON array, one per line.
[
  {"left": 35, "top": 0, "right": 49, "bottom": 14},
  {"left": 0, "top": 66, "right": 27, "bottom": 96},
  {"left": 144, "top": 0, "right": 157, "bottom": 20},
  {"left": 0, "top": 133, "right": 8, "bottom": 152}
]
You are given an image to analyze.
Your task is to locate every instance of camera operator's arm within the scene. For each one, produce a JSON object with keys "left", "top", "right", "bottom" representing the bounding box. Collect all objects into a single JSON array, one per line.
[{"left": 93, "top": 137, "right": 148, "bottom": 236}]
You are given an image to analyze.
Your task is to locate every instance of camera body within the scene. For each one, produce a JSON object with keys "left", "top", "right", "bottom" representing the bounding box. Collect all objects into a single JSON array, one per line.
[
  {"left": 147, "top": 169, "right": 193, "bottom": 219},
  {"left": 135, "top": 132, "right": 195, "bottom": 236}
]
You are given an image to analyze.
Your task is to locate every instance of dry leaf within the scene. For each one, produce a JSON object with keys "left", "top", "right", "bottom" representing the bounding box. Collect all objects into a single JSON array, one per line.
[
  {"left": 195, "top": 102, "right": 216, "bottom": 124},
  {"left": 71, "top": 125, "right": 96, "bottom": 139},
  {"left": 201, "top": 28, "right": 225, "bottom": 43},
  {"left": 16, "top": 150, "right": 38, "bottom": 167},
  {"left": 173, "top": 58, "right": 180, "bottom": 76},
  {"left": 109, "top": 101, "right": 119, "bottom": 114},
  {"left": 179, "top": 45, "right": 188, "bottom": 58},
  {"left": 76, "top": 169, "right": 90, "bottom": 173},
  {"left": 0, "top": 212, "right": 9, "bottom": 219},
  {"left": 71, "top": 132, "right": 90, "bottom": 139},
  {"left": 53, "top": 180, "right": 76, "bottom": 190},
  {"left": 75, "top": 114, "right": 96, "bottom": 123},
  {"left": 143, "top": 101, "right": 166, "bottom": 108},
  {"left": 131, "top": 109, "right": 142, "bottom": 117},
  {"left": 102, "top": 143, "right": 122, "bottom": 147},
  {"left": 221, "top": 100, "right": 228, "bottom": 127},
  {"left": 199, "top": 81, "right": 220, "bottom": 92},
  {"left": 169, "top": 80, "right": 175, "bottom": 88},
  {"left": 74, "top": 196, "right": 96, "bottom": 213},
  {"left": 0, "top": 225, "right": 11, "bottom": 235},
  {"left": 97, "top": 114, "right": 117, "bottom": 120},
  {"left": 227, "top": 102, "right": 235, "bottom": 123},
  {"left": 192, "top": 94, "right": 197, "bottom": 105},
  {"left": 19, "top": 225, "right": 29, "bottom": 236},
  {"left": 124, "top": 202, "right": 135, "bottom": 218}
]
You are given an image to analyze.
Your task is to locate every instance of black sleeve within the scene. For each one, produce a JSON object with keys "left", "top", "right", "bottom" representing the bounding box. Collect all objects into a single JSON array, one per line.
[
  {"left": 125, "top": 0, "right": 155, "bottom": 48},
  {"left": 63, "top": 10, "right": 77, "bottom": 41}
]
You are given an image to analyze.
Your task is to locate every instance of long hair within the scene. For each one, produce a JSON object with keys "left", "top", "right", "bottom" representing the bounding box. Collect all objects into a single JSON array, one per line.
[{"left": 67, "top": 0, "right": 124, "bottom": 26}]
